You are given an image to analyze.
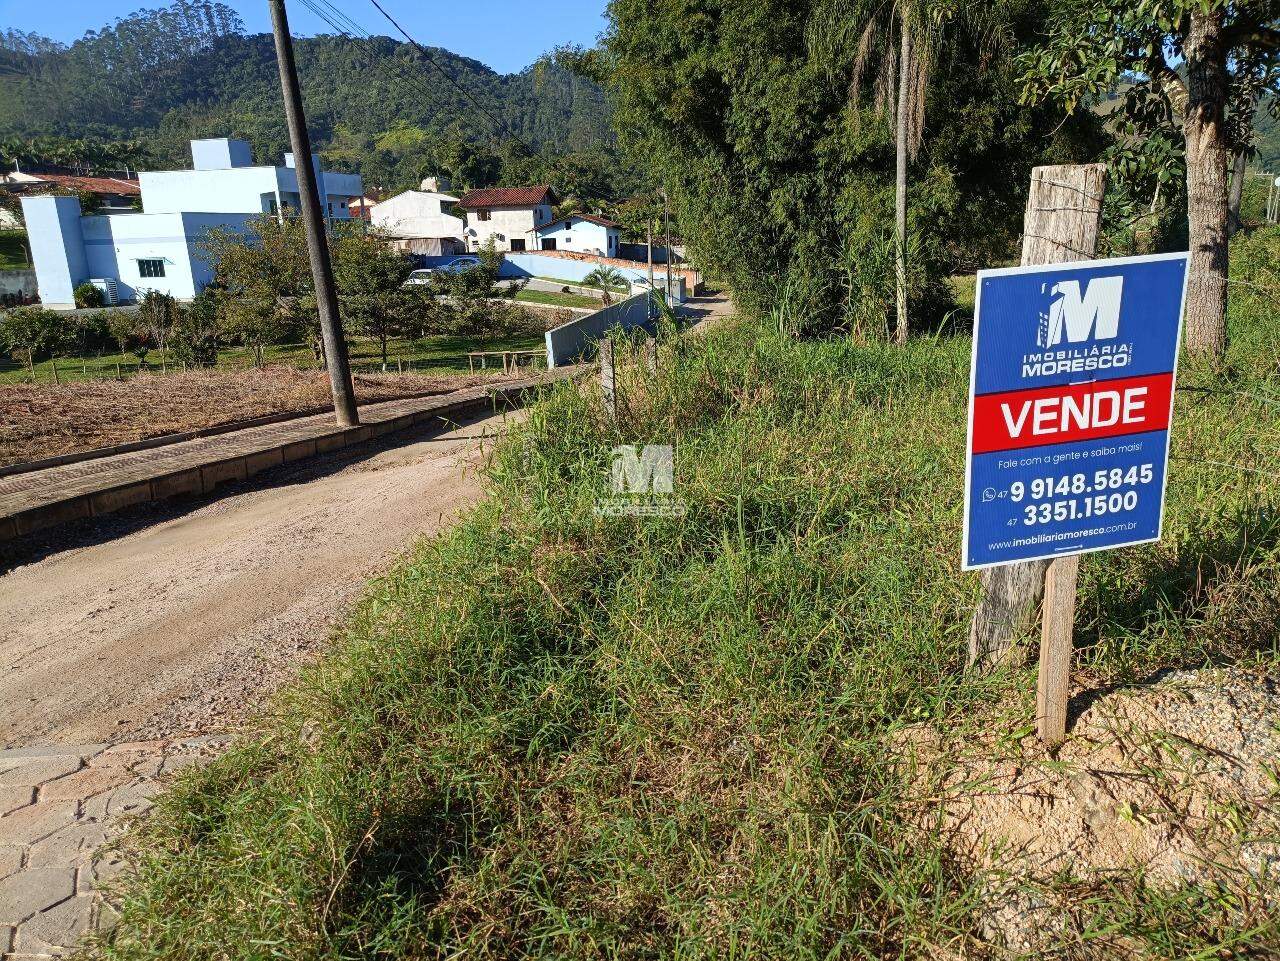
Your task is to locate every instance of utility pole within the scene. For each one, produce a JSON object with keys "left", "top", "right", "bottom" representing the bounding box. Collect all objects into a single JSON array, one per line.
[{"left": 268, "top": 0, "right": 358, "bottom": 426}]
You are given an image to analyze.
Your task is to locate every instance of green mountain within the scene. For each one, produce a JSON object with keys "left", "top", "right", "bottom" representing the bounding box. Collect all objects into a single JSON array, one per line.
[{"left": 0, "top": 1, "right": 619, "bottom": 194}]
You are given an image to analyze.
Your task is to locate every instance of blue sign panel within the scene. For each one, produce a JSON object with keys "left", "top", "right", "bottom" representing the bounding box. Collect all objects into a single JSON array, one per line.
[{"left": 962, "top": 252, "right": 1189, "bottom": 569}]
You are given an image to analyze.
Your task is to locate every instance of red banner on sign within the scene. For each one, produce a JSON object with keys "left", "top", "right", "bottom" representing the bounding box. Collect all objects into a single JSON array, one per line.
[{"left": 970, "top": 372, "right": 1174, "bottom": 455}]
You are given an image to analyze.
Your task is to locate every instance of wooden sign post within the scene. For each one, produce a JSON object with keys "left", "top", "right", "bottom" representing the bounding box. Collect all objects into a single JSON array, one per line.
[
  {"left": 599, "top": 338, "right": 617, "bottom": 422},
  {"left": 966, "top": 167, "right": 1188, "bottom": 750},
  {"left": 969, "top": 164, "right": 1107, "bottom": 747}
]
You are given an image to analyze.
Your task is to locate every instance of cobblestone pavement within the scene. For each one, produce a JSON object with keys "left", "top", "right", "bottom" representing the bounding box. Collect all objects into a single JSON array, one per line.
[{"left": 0, "top": 737, "right": 230, "bottom": 959}]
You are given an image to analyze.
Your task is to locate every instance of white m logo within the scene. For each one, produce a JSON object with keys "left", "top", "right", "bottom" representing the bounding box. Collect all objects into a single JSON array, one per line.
[
  {"left": 1037, "top": 276, "right": 1123, "bottom": 348},
  {"left": 610, "top": 445, "right": 674, "bottom": 495}
]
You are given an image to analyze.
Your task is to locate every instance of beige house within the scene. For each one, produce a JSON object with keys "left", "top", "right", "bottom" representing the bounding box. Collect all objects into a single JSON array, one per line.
[
  {"left": 369, "top": 180, "right": 466, "bottom": 256},
  {"left": 457, "top": 186, "right": 554, "bottom": 253}
]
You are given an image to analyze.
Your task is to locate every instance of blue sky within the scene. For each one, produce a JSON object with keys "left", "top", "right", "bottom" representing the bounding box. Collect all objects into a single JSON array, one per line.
[{"left": 0, "top": 0, "right": 609, "bottom": 74}]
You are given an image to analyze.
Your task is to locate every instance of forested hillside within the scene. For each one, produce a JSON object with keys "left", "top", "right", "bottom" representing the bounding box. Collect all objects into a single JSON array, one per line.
[{"left": 0, "top": 1, "right": 620, "bottom": 195}]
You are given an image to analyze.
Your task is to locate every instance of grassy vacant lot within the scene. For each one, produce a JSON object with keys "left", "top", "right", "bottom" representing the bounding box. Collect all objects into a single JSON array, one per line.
[
  {"left": 0, "top": 367, "right": 498, "bottom": 467},
  {"left": 0, "top": 230, "right": 29, "bottom": 270},
  {"left": 0, "top": 332, "right": 545, "bottom": 385},
  {"left": 515, "top": 288, "right": 603, "bottom": 309},
  {"left": 101, "top": 236, "right": 1280, "bottom": 958}
]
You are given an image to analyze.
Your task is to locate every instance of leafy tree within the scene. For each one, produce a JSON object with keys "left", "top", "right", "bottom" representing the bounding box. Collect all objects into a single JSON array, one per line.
[
  {"left": 0, "top": 305, "right": 64, "bottom": 378},
  {"left": 138, "top": 290, "right": 181, "bottom": 364},
  {"left": 576, "top": 0, "right": 1101, "bottom": 335},
  {"left": 198, "top": 215, "right": 313, "bottom": 360},
  {"left": 1019, "top": 0, "right": 1280, "bottom": 357},
  {"left": 331, "top": 227, "right": 417, "bottom": 366},
  {"left": 169, "top": 289, "right": 220, "bottom": 366},
  {"left": 106, "top": 309, "right": 153, "bottom": 366}
]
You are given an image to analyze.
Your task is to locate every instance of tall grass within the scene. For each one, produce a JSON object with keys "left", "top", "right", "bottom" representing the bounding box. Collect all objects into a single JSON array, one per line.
[{"left": 100, "top": 286, "right": 1280, "bottom": 959}]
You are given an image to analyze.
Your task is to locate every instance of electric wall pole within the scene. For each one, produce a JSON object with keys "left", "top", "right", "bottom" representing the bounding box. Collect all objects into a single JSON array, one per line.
[{"left": 268, "top": 0, "right": 359, "bottom": 426}]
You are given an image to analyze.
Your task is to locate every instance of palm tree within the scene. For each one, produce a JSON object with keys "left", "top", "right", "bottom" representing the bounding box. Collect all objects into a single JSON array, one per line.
[
  {"left": 808, "top": 0, "right": 1005, "bottom": 343},
  {"left": 584, "top": 265, "right": 627, "bottom": 305}
]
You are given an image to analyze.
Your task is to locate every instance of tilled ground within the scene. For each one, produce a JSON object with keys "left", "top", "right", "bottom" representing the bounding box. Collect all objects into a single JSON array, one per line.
[{"left": 0, "top": 366, "right": 497, "bottom": 469}]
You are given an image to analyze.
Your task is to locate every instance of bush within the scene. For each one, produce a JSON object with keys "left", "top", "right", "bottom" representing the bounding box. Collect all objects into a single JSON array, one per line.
[
  {"left": 168, "top": 290, "right": 221, "bottom": 367},
  {"left": 73, "top": 281, "right": 104, "bottom": 309}
]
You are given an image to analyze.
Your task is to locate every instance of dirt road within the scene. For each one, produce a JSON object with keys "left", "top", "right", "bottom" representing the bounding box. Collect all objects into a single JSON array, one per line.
[{"left": 0, "top": 407, "right": 516, "bottom": 749}]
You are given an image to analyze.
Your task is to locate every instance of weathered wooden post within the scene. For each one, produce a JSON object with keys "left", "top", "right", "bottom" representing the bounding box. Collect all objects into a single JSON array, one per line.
[
  {"left": 599, "top": 338, "right": 617, "bottom": 422},
  {"left": 644, "top": 337, "right": 658, "bottom": 375},
  {"left": 968, "top": 164, "right": 1107, "bottom": 676}
]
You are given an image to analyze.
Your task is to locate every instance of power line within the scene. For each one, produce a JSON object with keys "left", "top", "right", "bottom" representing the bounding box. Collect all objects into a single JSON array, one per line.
[
  {"left": 363, "top": 0, "right": 540, "bottom": 157},
  {"left": 288, "top": 0, "right": 632, "bottom": 210},
  {"left": 297, "top": 0, "right": 539, "bottom": 159}
]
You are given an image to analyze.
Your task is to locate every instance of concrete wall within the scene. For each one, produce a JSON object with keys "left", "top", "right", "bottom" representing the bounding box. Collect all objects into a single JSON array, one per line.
[
  {"left": 464, "top": 204, "right": 552, "bottom": 252},
  {"left": 0, "top": 269, "right": 37, "bottom": 304},
  {"left": 80, "top": 211, "right": 251, "bottom": 301},
  {"left": 21, "top": 196, "right": 87, "bottom": 308},
  {"left": 139, "top": 167, "right": 362, "bottom": 218},
  {"left": 544, "top": 292, "right": 654, "bottom": 368},
  {"left": 191, "top": 138, "right": 253, "bottom": 170},
  {"left": 371, "top": 190, "right": 465, "bottom": 241}
]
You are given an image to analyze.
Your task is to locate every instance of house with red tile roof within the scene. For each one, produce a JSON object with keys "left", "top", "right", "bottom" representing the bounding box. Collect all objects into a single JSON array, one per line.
[{"left": 456, "top": 185, "right": 553, "bottom": 253}]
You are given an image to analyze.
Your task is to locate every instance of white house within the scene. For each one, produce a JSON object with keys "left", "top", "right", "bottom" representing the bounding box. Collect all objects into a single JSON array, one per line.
[
  {"left": 22, "top": 138, "right": 363, "bottom": 308},
  {"left": 369, "top": 178, "right": 465, "bottom": 256},
  {"left": 457, "top": 186, "right": 553, "bottom": 253},
  {"left": 534, "top": 213, "right": 621, "bottom": 257}
]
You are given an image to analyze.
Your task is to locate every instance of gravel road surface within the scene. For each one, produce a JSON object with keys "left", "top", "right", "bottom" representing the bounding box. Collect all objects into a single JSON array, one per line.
[{"left": 0, "top": 407, "right": 516, "bottom": 749}]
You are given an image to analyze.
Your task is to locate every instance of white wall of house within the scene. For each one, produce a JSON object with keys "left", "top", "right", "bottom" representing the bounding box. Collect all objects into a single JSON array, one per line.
[
  {"left": 140, "top": 139, "right": 361, "bottom": 219},
  {"left": 464, "top": 203, "right": 552, "bottom": 252},
  {"left": 370, "top": 190, "right": 464, "bottom": 241},
  {"left": 536, "top": 218, "right": 620, "bottom": 256},
  {"left": 21, "top": 138, "right": 363, "bottom": 307}
]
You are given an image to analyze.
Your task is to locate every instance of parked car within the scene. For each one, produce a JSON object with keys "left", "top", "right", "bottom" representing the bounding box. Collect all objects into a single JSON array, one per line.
[{"left": 402, "top": 256, "right": 482, "bottom": 285}]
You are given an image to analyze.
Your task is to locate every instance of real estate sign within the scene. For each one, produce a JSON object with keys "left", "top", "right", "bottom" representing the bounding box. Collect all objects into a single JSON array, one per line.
[{"left": 963, "top": 252, "right": 1190, "bottom": 569}]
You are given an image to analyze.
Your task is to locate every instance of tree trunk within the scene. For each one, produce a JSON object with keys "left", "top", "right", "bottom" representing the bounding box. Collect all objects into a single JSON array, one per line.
[
  {"left": 1182, "top": 7, "right": 1230, "bottom": 357},
  {"left": 893, "top": 19, "right": 911, "bottom": 345},
  {"left": 1227, "top": 150, "right": 1246, "bottom": 237}
]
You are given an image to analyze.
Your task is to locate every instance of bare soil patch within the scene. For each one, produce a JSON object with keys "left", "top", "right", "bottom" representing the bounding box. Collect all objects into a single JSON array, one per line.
[
  {"left": 0, "top": 365, "right": 497, "bottom": 468},
  {"left": 904, "top": 668, "right": 1280, "bottom": 955}
]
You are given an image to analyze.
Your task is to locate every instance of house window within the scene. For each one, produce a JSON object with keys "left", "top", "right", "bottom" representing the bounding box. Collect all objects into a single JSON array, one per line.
[
  {"left": 476, "top": 210, "right": 491, "bottom": 222},
  {"left": 563, "top": 234, "right": 572, "bottom": 245},
  {"left": 138, "top": 258, "right": 166, "bottom": 278},
  {"left": 510, "top": 239, "right": 526, "bottom": 252}
]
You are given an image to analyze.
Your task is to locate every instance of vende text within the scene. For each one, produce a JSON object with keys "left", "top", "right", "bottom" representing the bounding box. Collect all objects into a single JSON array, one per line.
[{"left": 970, "top": 373, "right": 1173, "bottom": 454}]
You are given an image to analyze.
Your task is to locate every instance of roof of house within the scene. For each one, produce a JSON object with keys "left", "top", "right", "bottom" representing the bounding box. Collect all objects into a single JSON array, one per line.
[
  {"left": 535, "top": 212, "right": 621, "bottom": 232},
  {"left": 456, "top": 186, "right": 552, "bottom": 210},
  {"left": 20, "top": 173, "right": 141, "bottom": 196}
]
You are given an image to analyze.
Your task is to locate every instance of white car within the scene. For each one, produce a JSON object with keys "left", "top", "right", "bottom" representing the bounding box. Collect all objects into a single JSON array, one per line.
[{"left": 402, "top": 256, "right": 482, "bottom": 285}]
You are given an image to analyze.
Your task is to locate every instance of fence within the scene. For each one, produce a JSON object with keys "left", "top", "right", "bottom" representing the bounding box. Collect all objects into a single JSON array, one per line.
[{"left": 1, "top": 343, "right": 547, "bottom": 386}]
